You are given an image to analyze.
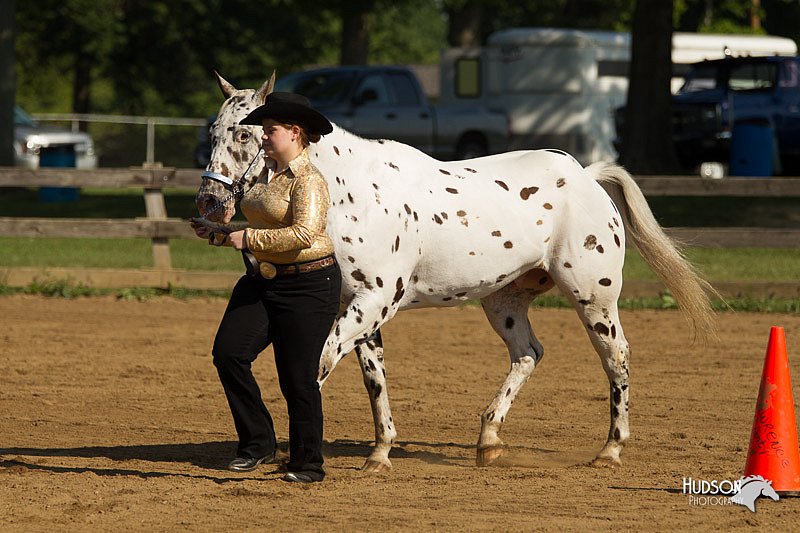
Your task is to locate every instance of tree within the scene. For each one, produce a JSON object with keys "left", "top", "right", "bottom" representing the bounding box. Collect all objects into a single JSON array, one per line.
[
  {"left": 619, "top": 0, "right": 681, "bottom": 174},
  {"left": 445, "top": 0, "right": 484, "bottom": 47},
  {"left": 369, "top": 1, "right": 446, "bottom": 64},
  {"left": 339, "top": 0, "right": 375, "bottom": 64},
  {"left": 0, "top": 0, "right": 14, "bottom": 166},
  {"left": 15, "top": 0, "right": 122, "bottom": 121}
]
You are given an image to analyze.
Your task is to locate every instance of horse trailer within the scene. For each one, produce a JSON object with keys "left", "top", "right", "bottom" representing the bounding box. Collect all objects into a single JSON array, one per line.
[{"left": 439, "top": 28, "right": 798, "bottom": 164}]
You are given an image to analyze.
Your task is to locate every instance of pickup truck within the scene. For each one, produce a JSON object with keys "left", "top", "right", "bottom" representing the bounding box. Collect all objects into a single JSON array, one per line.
[
  {"left": 670, "top": 55, "right": 800, "bottom": 173},
  {"left": 615, "top": 55, "right": 800, "bottom": 174},
  {"left": 14, "top": 106, "right": 97, "bottom": 169},
  {"left": 273, "top": 65, "right": 509, "bottom": 160}
]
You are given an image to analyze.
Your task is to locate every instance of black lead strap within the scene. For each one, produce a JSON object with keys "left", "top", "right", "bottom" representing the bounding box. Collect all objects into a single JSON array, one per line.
[{"left": 242, "top": 249, "right": 259, "bottom": 277}]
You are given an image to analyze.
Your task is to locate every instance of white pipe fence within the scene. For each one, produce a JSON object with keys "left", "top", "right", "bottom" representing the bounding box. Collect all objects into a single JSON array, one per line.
[{"left": 33, "top": 113, "right": 208, "bottom": 165}]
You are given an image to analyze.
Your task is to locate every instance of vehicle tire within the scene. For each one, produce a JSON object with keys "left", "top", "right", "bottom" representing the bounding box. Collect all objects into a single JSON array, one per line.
[{"left": 456, "top": 136, "right": 488, "bottom": 160}]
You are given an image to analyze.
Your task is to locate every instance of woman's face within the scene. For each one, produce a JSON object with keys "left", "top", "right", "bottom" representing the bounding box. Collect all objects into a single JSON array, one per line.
[{"left": 260, "top": 119, "right": 299, "bottom": 161}]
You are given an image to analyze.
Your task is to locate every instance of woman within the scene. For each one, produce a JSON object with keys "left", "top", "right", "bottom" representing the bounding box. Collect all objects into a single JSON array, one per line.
[{"left": 192, "top": 92, "right": 340, "bottom": 483}]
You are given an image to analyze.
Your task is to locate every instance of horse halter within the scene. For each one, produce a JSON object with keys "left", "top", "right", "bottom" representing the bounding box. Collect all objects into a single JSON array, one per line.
[{"left": 198, "top": 147, "right": 265, "bottom": 217}]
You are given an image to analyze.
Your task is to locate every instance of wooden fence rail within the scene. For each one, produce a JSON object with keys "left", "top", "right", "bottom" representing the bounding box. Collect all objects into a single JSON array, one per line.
[{"left": 0, "top": 167, "right": 798, "bottom": 293}]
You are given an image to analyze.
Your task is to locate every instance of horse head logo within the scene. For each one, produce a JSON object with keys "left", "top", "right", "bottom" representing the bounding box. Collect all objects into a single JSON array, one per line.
[{"left": 730, "top": 475, "right": 780, "bottom": 512}]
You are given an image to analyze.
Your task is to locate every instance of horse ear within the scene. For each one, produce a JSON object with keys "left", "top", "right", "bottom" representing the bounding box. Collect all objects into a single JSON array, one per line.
[
  {"left": 256, "top": 70, "right": 276, "bottom": 104},
  {"left": 215, "top": 70, "right": 237, "bottom": 98}
]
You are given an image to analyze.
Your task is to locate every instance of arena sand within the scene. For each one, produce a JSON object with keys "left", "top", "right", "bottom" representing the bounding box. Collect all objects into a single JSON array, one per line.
[{"left": 1, "top": 295, "right": 799, "bottom": 531}]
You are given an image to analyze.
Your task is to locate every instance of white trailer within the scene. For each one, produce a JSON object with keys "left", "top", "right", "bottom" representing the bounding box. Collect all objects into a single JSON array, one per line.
[{"left": 439, "top": 28, "right": 797, "bottom": 164}]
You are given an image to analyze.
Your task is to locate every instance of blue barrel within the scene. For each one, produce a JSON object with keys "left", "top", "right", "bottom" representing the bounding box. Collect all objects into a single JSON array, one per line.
[
  {"left": 729, "top": 119, "right": 774, "bottom": 177},
  {"left": 38, "top": 149, "right": 81, "bottom": 202}
]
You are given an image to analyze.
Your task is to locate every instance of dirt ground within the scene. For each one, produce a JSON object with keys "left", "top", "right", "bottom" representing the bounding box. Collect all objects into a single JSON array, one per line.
[{"left": 1, "top": 295, "right": 799, "bottom": 531}]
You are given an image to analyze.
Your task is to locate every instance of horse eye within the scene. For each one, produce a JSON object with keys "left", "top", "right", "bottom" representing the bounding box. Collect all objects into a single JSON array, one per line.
[{"left": 238, "top": 131, "right": 251, "bottom": 142}]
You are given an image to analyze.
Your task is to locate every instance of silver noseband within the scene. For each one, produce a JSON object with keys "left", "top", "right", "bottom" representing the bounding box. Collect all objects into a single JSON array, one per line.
[
  {"left": 198, "top": 147, "right": 265, "bottom": 217},
  {"left": 200, "top": 171, "right": 234, "bottom": 186},
  {"left": 200, "top": 147, "right": 265, "bottom": 200}
]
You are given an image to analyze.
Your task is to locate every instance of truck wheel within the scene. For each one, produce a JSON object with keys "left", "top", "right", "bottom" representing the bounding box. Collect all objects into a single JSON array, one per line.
[{"left": 456, "top": 137, "right": 488, "bottom": 160}]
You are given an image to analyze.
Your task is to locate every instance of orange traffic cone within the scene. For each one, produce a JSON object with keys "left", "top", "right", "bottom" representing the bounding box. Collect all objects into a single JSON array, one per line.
[{"left": 743, "top": 326, "right": 800, "bottom": 495}]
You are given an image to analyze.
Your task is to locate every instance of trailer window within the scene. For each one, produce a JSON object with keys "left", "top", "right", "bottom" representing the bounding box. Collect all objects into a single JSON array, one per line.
[{"left": 455, "top": 57, "right": 481, "bottom": 98}]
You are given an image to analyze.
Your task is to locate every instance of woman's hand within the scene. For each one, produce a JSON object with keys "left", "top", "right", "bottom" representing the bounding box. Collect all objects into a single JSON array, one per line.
[{"left": 227, "top": 230, "right": 246, "bottom": 250}]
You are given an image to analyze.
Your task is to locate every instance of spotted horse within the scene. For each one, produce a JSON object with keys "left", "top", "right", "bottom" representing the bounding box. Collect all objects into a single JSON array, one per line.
[{"left": 196, "top": 72, "right": 717, "bottom": 473}]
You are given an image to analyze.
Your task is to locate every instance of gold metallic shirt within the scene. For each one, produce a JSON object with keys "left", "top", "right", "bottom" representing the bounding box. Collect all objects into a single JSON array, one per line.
[{"left": 240, "top": 148, "right": 334, "bottom": 264}]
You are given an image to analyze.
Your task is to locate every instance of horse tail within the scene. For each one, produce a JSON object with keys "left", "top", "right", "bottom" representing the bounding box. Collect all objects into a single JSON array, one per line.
[{"left": 587, "top": 161, "right": 717, "bottom": 344}]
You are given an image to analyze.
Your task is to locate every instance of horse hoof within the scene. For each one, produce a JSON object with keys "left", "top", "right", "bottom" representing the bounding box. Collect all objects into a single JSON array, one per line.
[
  {"left": 362, "top": 459, "right": 392, "bottom": 473},
  {"left": 590, "top": 455, "right": 621, "bottom": 468},
  {"left": 476, "top": 445, "right": 504, "bottom": 467}
]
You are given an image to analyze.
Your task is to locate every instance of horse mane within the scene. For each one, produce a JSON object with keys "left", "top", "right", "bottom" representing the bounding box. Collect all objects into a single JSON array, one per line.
[{"left": 740, "top": 475, "right": 770, "bottom": 486}]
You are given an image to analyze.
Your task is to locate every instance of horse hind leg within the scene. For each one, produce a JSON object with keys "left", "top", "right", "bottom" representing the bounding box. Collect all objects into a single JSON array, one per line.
[
  {"left": 554, "top": 263, "right": 630, "bottom": 467},
  {"left": 476, "top": 283, "right": 546, "bottom": 466},
  {"left": 354, "top": 330, "right": 396, "bottom": 472}
]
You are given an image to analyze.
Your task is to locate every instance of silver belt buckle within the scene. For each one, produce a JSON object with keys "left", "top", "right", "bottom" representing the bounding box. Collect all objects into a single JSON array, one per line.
[{"left": 259, "top": 261, "right": 277, "bottom": 279}]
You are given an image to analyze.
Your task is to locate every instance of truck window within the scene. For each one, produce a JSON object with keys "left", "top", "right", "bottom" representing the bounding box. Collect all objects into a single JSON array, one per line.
[
  {"left": 355, "top": 74, "right": 391, "bottom": 106},
  {"left": 455, "top": 57, "right": 481, "bottom": 98},
  {"left": 387, "top": 73, "right": 420, "bottom": 106},
  {"left": 275, "top": 71, "right": 356, "bottom": 105},
  {"left": 779, "top": 60, "right": 799, "bottom": 88},
  {"left": 679, "top": 64, "right": 718, "bottom": 93},
  {"left": 729, "top": 62, "right": 776, "bottom": 92}
]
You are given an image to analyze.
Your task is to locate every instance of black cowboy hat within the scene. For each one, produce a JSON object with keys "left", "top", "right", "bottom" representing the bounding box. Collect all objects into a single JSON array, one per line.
[{"left": 239, "top": 92, "right": 333, "bottom": 135}]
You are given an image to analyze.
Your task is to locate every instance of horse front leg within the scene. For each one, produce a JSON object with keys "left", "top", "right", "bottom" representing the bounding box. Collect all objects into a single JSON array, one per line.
[
  {"left": 316, "top": 293, "right": 398, "bottom": 472},
  {"left": 354, "top": 330, "right": 396, "bottom": 472}
]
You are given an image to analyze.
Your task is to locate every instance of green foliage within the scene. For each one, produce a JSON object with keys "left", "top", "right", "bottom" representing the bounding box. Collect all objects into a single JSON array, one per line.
[
  {"left": 24, "top": 278, "right": 97, "bottom": 298},
  {"left": 369, "top": 1, "right": 446, "bottom": 64},
  {"left": 714, "top": 297, "right": 800, "bottom": 314},
  {"left": 16, "top": 0, "right": 798, "bottom": 121}
]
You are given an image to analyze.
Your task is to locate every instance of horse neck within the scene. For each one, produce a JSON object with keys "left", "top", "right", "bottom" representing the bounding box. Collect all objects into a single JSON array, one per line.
[{"left": 311, "top": 125, "right": 383, "bottom": 179}]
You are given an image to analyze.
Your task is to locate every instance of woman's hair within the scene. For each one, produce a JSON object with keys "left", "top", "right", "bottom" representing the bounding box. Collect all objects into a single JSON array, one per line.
[{"left": 283, "top": 122, "right": 320, "bottom": 147}]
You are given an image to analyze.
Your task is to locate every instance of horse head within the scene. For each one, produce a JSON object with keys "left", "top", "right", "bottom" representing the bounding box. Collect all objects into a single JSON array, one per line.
[
  {"left": 195, "top": 71, "right": 274, "bottom": 223},
  {"left": 758, "top": 479, "right": 780, "bottom": 501},
  {"left": 731, "top": 475, "right": 780, "bottom": 512}
]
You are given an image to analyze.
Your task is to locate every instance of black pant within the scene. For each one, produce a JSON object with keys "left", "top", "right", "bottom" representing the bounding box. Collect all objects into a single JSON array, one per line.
[{"left": 212, "top": 263, "right": 341, "bottom": 478}]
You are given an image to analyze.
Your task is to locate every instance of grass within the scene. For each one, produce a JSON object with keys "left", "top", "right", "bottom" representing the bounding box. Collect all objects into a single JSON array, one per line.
[
  {"left": 622, "top": 247, "right": 800, "bottom": 282},
  {"left": 1, "top": 187, "right": 797, "bottom": 312},
  {"left": 0, "top": 236, "right": 242, "bottom": 270},
  {"left": 1, "top": 187, "right": 202, "bottom": 219},
  {"left": 2, "top": 235, "right": 798, "bottom": 282}
]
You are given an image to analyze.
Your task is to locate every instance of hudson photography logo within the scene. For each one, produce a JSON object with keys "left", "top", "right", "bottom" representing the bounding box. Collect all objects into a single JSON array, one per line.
[{"left": 682, "top": 475, "right": 779, "bottom": 512}]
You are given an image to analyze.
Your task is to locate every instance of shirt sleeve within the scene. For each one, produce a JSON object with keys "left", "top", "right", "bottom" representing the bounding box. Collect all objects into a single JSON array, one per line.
[{"left": 244, "top": 172, "right": 330, "bottom": 253}]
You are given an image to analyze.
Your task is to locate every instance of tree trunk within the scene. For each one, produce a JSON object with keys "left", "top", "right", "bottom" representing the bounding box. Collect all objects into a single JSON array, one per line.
[
  {"left": 340, "top": 0, "right": 374, "bottom": 65},
  {"left": 620, "top": 0, "right": 681, "bottom": 174},
  {"left": 0, "top": 0, "right": 15, "bottom": 166},
  {"left": 73, "top": 50, "right": 92, "bottom": 131},
  {"left": 750, "top": 0, "right": 762, "bottom": 30},
  {"left": 446, "top": 0, "right": 483, "bottom": 47}
]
